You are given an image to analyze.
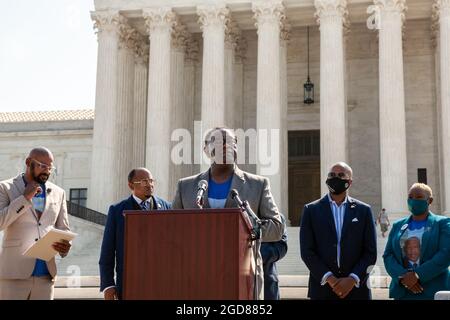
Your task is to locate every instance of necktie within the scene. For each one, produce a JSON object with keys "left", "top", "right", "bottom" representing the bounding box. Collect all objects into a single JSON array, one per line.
[
  {"left": 413, "top": 263, "right": 418, "bottom": 269},
  {"left": 141, "top": 201, "right": 148, "bottom": 211}
]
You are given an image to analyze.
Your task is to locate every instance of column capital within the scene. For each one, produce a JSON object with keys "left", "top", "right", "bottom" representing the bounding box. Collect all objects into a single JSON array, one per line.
[
  {"left": 172, "top": 19, "right": 189, "bottom": 52},
  {"left": 143, "top": 7, "right": 177, "bottom": 35},
  {"left": 91, "top": 10, "right": 125, "bottom": 34},
  {"left": 235, "top": 36, "right": 248, "bottom": 63},
  {"left": 197, "top": 4, "right": 230, "bottom": 30},
  {"left": 373, "top": 0, "right": 407, "bottom": 13},
  {"left": 252, "top": 0, "right": 285, "bottom": 28},
  {"left": 135, "top": 41, "right": 149, "bottom": 65},
  {"left": 314, "top": 0, "right": 349, "bottom": 25},
  {"left": 118, "top": 22, "right": 140, "bottom": 51},
  {"left": 225, "top": 18, "right": 241, "bottom": 49},
  {"left": 185, "top": 35, "right": 200, "bottom": 63},
  {"left": 280, "top": 20, "right": 292, "bottom": 42}
]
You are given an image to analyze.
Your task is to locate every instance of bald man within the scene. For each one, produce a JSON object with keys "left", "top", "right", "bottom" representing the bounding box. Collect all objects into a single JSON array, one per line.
[
  {"left": 300, "top": 162, "right": 377, "bottom": 300},
  {"left": 0, "top": 147, "right": 71, "bottom": 299},
  {"left": 99, "top": 168, "right": 171, "bottom": 300}
]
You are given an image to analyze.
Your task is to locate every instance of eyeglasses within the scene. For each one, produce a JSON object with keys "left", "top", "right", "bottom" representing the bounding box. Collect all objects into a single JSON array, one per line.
[
  {"left": 132, "top": 179, "right": 155, "bottom": 186},
  {"left": 31, "top": 159, "right": 56, "bottom": 172},
  {"left": 327, "top": 172, "right": 349, "bottom": 179}
]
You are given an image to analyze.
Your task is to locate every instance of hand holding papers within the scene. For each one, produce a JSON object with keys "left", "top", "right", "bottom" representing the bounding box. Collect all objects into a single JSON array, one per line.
[{"left": 23, "top": 228, "right": 77, "bottom": 261}]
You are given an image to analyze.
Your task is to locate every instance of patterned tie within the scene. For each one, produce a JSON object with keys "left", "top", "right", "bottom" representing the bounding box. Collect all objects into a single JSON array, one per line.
[{"left": 141, "top": 201, "right": 148, "bottom": 211}]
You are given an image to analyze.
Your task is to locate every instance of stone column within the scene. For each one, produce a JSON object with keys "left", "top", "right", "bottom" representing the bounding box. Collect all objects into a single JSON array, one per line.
[
  {"left": 234, "top": 37, "right": 247, "bottom": 131},
  {"left": 115, "top": 23, "right": 138, "bottom": 201},
  {"left": 143, "top": 8, "right": 176, "bottom": 200},
  {"left": 280, "top": 22, "right": 290, "bottom": 222},
  {"left": 224, "top": 19, "right": 240, "bottom": 128},
  {"left": 373, "top": 0, "right": 408, "bottom": 215},
  {"left": 434, "top": 0, "right": 450, "bottom": 215},
  {"left": 252, "top": 0, "right": 285, "bottom": 211},
  {"left": 132, "top": 41, "right": 149, "bottom": 169},
  {"left": 184, "top": 36, "right": 199, "bottom": 178},
  {"left": 89, "top": 10, "right": 124, "bottom": 213},
  {"left": 197, "top": 4, "right": 230, "bottom": 170},
  {"left": 314, "top": 0, "right": 348, "bottom": 195},
  {"left": 169, "top": 20, "right": 188, "bottom": 200}
]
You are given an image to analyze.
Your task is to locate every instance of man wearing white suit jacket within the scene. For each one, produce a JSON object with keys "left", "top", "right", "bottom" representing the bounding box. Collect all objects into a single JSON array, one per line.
[{"left": 0, "top": 147, "right": 71, "bottom": 300}]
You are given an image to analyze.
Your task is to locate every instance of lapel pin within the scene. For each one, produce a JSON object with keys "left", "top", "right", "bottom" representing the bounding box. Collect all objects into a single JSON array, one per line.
[
  {"left": 352, "top": 218, "right": 358, "bottom": 222},
  {"left": 157, "top": 203, "right": 161, "bottom": 209}
]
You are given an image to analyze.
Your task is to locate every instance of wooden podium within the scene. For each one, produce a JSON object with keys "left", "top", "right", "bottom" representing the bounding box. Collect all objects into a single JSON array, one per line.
[{"left": 122, "top": 209, "right": 255, "bottom": 300}]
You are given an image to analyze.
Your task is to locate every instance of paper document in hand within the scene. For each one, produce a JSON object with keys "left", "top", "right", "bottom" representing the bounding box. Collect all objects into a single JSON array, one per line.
[{"left": 23, "top": 228, "right": 77, "bottom": 261}]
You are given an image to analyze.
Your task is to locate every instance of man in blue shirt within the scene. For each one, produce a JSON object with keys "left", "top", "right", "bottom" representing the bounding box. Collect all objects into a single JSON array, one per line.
[{"left": 0, "top": 147, "right": 71, "bottom": 300}]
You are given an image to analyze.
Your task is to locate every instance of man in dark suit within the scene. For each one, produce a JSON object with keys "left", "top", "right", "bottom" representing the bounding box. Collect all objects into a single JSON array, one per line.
[
  {"left": 99, "top": 168, "right": 171, "bottom": 300},
  {"left": 261, "top": 214, "right": 288, "bottom": 300},
  {"left": 300, "top": 162, "right": 377, "bottom": 300}
]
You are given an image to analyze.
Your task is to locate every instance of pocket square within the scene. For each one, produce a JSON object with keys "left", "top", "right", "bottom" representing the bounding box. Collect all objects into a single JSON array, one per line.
[{"left": 352, "top": 218, "right": 359, "bottom": 222}]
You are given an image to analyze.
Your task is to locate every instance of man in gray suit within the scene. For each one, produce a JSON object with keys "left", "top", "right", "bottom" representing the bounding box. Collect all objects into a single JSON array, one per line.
[{"left": 172, "top": 127, "right": 285, "bottom": 299}]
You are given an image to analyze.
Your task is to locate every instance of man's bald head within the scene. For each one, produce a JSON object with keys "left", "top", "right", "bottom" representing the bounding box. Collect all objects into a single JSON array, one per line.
[
  {"left": 28, "top": 147, "right": 54, "bottom": 160},
  {"left": 329, "top": 162, "right": 353, "bottom": 179}
]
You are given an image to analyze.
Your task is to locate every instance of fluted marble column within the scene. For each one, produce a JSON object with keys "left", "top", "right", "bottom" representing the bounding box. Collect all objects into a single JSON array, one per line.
[
  {"left": 198, "top": 4, "right": 230, "bottom": 169},
  {"left": 314, "top": 0, "right": 348, "bottom": 195},
  {"left": 373, "top": 0, "right": 408, "bottom": 214},
  {"left": 252, "top": 0, "right": 284, "bottom": 211},
  {"left": 143, "top": 8, "right": 176, "bottom": 200},
  {"left": 434, "top": 0, "right": 450, "bottom": 215},
  {"left": 169, "top": 21, "right": 188, "bottom": 200},
  {"left": 89, "top": 10, "right": 124, "bottom": 213},
  {"left": 234, "top": 37, "right": 247, "bottom": 131},
  {"left": 132, "top": 41, "right": 149, "bottom": 169},
  {"left": 280, "top": 22, "right": 290, "bottom": 222},
  {"left": 115, "top": 23, "right": 138, "bottom": 200},
  {"left": 224, "top": 19, "right": 239, "bottom": 128}
]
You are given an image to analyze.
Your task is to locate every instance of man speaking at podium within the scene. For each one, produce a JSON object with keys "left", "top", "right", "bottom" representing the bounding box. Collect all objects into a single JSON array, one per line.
[{"left": 172, "top": 127, "right": 285, "bottom": 299}]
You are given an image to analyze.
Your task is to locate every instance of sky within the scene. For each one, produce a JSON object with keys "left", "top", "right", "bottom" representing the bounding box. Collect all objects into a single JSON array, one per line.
[{"left": 0, "top": 0, "right": 97, "bottom": 112}]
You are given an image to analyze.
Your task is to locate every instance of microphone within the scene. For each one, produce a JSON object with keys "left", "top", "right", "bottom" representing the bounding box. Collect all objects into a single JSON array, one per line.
[
  {"left": 231, "top": 189, "right": 262, "bottom": 241},
  {"left": 196, "top": 180, "right": 208, "bottom": 209}
]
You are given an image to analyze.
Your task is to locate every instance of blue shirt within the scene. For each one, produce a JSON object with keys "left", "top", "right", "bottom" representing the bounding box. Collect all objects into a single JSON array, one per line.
[
  {"left": 208, "top": 176, "right": 233, "bottom": 209},
  {"left": 321, "top": 194, "right": 360, "bottom": 287},
  {"left": 22, "top": 175, "right": 50, "bottom": 276}
]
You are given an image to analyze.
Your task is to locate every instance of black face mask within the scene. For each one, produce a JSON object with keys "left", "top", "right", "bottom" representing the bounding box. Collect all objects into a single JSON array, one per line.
[{"left": 326, "top": 177, "right": 350, "bottom": 195}]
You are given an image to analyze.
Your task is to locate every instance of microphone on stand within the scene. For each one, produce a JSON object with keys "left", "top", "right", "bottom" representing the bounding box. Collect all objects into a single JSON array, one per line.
[{"left": 196, "top": 180, "right": 208, "bottom": 209}]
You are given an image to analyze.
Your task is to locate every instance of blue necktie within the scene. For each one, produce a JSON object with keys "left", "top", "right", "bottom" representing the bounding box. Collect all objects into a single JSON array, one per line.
[{"left": 141, "top": 201, "right": 148, "bottom": 211}]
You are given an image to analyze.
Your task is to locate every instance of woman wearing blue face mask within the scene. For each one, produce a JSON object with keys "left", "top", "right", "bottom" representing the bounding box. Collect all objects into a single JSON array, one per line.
[{"left": 383, "top": 183, "right": 450, "bottom": 300}]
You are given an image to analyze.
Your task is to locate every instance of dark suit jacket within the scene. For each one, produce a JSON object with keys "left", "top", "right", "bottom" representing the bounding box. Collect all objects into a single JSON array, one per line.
[
  {"left": 261, "top": 214, "right": 288, "bottom": 300},
  {"left": 300, "top": 195, "right": 377, "bottom": 300},
  {"left": 99, "top": 195, "right": 171, "bottom": 299}
]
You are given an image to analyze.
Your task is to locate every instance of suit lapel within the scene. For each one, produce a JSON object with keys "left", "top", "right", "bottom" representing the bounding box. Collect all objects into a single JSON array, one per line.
[
  {"left": 225, "top": 166, "right": 245, "bottom": 209},
  {"left": 319, "top": 195, "right": 338, "bottom": 241}
]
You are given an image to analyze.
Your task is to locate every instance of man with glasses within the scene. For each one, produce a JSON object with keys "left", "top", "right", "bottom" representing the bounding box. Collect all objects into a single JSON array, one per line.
[
  {"left": 300, "top": 162, "right": 377, "bottom": 300},
  {"left": 172, "top": 127, "right": 285, "bottom": 300},
  {"left": 99, "top": 168, "right": 171, "bottom": 300},
  {"left": 0, "top": 147, "right": 71, "bottom": 300}
]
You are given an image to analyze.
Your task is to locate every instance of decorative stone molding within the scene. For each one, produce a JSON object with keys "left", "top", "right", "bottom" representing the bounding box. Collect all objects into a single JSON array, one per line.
[
  {"left": 171, "top": 19, "right": 189, "bottom": 52},
  {"left": 235, "top": 36, "right": 248, "bottom": 63},
  {"left": 432, "top": 0, "right": 450, "bottom": 48},
  {"left": 372, "top": 0, "right": 407, "bottom": 28},
  {"left": 280, "top": 20, "right": 292, "bottom": 42},
  {"left": 143, "top": 7, "right": 177, "bottom": 35},
  {"left": 252, "top": 0, "right": 286, "bottom": 29},
  {"left": 185, "top": 34, "right": 199, "bottom": 63},
  {"left": 225, "top": 18, "right": 241, "bottom": 49},
  {"left": 91, "top": 10, "right": 125, "bottom": 34},
  {"left": 314, "top": 0, "right": 349, "bottom": 26},
  {"left": 197, "top": 4, "right": 230, "bottom": 31}
]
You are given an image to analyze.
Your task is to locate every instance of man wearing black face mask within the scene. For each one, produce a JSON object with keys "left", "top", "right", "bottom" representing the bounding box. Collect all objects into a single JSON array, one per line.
[{"left": 300, "top": 162, "right": 377, "bottom": 300}]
